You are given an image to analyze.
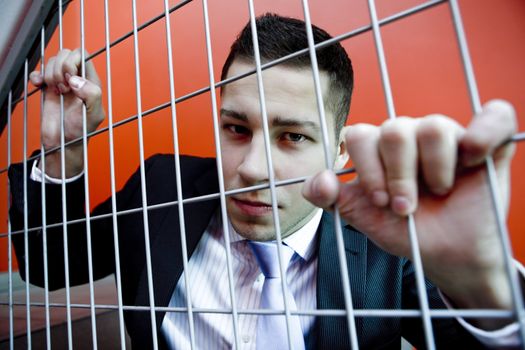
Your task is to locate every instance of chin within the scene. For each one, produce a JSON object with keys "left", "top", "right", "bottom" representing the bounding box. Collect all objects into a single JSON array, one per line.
[{"left": 230, "top": 222, "right": 276, "bottom": 242}]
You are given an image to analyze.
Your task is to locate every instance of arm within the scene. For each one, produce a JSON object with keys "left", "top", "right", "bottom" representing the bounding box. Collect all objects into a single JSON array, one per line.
[
  {"left": 303, "top": 101, "right": 522, "bottom": 334},
  {"left": 9, "top": 48, "right": 107, "bottom": 289},
  {"left": 9, "top": 160, "right": 116, "bottom": 289}
]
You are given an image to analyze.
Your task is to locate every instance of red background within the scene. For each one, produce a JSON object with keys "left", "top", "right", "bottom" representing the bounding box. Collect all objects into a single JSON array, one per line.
[{"left": 1, "top": 0, "right": 524, "bottom": 272}]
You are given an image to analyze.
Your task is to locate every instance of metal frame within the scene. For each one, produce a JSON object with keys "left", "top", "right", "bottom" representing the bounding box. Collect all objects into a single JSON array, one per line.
[{"left": 1, "top": 0, "right": 524, "bottom": 349}]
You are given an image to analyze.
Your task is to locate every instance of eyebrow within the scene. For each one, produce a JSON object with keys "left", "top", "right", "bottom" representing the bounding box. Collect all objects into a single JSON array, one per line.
[
  {"left": 220, "top": 108, "right": 248, "bottom": 122},
  {"left": 272, "top": 117, "right": 320, "bottom": 131},
  {"left": 220, "top": 108, "right": 320, "bottom": 131}
]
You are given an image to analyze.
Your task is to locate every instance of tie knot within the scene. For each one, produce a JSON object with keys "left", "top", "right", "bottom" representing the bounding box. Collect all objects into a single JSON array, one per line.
[{"left": 249, "top": 241, "right": 295, "bottom": 278}]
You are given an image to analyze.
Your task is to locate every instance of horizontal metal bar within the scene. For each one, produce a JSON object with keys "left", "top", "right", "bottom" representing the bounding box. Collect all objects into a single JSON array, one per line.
[
  {"left": 2, "top": 126, "right": 525, "bottom": 238},
  {"left": 9, "top": 0, "right": 194, "bottom": 108},
  {"left": 0, "top": 301, "right": 514, "bottom": 318},
  {"left": 0, "top": 166, "right": 355, "bottom": 238}
]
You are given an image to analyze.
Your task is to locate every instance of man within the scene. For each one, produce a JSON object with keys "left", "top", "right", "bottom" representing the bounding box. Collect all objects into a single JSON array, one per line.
[{"left": 9, "top": 13, "right": 523, "bottom": 349}]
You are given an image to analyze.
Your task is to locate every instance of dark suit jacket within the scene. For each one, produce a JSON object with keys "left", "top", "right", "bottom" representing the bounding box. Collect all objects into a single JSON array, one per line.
[{"left": 9, "top": 154, "right": 486, "bottom": 349}]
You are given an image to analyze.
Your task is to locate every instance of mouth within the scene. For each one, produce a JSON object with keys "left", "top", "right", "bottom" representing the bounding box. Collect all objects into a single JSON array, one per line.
[{"left": 231, "top": 197, "right": 280, "bottom": 216}]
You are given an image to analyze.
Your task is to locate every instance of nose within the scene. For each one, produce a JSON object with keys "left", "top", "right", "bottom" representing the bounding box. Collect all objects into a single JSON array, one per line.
[{"left": 237, "top": 133, "right": 270, "bottom": 184}]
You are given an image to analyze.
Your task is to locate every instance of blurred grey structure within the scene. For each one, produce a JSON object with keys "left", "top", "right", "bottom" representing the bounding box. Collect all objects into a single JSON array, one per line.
[{"left": 0, "top": 0, "right": 61, "bottom": 134}]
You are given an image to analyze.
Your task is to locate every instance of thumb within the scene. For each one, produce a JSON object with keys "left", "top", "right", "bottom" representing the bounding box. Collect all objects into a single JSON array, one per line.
[{"left": 302, "top": 170, "right": 340, "bottom": 209}]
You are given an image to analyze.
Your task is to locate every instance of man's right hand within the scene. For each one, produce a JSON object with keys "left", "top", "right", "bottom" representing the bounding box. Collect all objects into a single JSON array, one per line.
[{"left": 30, "top": 48, "right": 105, "bottom": 178}]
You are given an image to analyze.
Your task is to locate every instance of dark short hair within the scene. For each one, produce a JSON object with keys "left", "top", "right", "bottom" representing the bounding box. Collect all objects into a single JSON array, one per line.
[{"left": 221, "top": 13, "right": 354, "bottom": 136}]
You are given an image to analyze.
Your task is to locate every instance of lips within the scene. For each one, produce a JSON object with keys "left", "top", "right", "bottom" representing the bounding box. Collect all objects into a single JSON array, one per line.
[{"left": 231, "top": 197, "right": 279, "bottom": 216}]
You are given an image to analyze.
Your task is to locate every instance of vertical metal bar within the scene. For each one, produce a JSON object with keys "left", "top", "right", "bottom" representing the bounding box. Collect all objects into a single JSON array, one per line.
[
  {"left": 102, "top": 0, "right": 127, "bottom": 347},
  {"left": 79, "top": 0, "right": 98, "bottom": 347},
  {"left": 449, "top": 0, "right": 525, "bottom": 343},
  {"left": 22, "top": 58, "right": 32, "bottom": 350},
  {"left": 39, "top": 26, "right": 52, "bottom": 350},
  {"left": 201, "top": 1, "right": 241, "bottom": 348},
  {"left": 300, "top": 1, "right": 360, "bottom": 348},
  {"left": 130, "top": 0, "right": 159, "bottom": 347},
  {"left": 161, "top": 1, "right": 198, "bottom": 348},
  {"left": 366, "top": 1, "right": 436, "bottom": 349},
  {"left": 7, "top": 90, "right": 14, "bottom": 350},
  {"left": 57, "top": 0, "right": 74, "bottom": 347},
  {"left": 245, "top": 2, "right": 295, "bottom": 349}
]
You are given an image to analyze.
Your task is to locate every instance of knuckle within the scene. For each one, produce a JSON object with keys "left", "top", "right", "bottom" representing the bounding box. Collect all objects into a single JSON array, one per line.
[
  {"left": 381, "top": 121, "right": 407, "bottom": 145},
  {"left": 488, "top": 100, "right": 517, "bottom": 132},
  {"left": 346, "top": 123, "right": 377, "bottom": 142},
  {"left": 417, "top": 115, "right": 450, "bottom": 140}
]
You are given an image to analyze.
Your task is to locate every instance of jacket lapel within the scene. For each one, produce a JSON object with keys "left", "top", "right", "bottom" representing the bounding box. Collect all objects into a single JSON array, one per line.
[
  {"left": 313, "top": 211, "right": 368, "bottom": 349},
  {"left": 133, "top": 159, "right": 220, "bottom": 347}
]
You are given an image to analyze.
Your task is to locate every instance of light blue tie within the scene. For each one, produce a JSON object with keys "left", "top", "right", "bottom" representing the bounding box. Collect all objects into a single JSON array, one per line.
[{"left": 249, "top": 241, "right": 306, "bottom": 350}]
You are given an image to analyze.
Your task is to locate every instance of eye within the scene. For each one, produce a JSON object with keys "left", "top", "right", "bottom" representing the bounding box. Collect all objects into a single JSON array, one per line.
[
  {"left": 223, "top": 124, "right": 250, "bottom": 138},
  {"left": 281, "top": 132, "right": 307, "bottom": 143}
]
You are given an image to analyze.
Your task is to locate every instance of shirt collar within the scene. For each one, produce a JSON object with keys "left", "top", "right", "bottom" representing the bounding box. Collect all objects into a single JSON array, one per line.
[{"left": 227, "top": 209, "right": 323, "bottom": 262}]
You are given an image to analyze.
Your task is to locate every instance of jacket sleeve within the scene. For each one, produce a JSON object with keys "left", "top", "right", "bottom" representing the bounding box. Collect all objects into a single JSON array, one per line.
[
  {"left": 8, "top": 153, "right": 150, "bottom": 290},
  {"left": 401, "top": 259, "right": 489, "bottom": 349}
]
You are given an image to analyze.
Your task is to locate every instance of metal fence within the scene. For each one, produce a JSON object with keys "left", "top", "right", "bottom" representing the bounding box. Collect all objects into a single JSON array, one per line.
[{"left": 0, "top": 0, "right": 524, "bottom": 349}]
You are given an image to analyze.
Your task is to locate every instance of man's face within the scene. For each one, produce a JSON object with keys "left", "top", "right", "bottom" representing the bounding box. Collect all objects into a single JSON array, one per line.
[{"left": 220, "top": 59, "right": 347, "bottom": 241}]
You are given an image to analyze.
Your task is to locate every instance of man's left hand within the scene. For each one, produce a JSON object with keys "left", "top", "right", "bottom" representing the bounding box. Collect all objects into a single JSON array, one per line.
[{"left": 303, "top": 99, "right": 518, "bottom": 330}]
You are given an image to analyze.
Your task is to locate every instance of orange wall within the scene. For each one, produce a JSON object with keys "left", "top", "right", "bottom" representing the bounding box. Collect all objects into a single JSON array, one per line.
[{"left": 0, "top": 0, "right": 524, "bottom": 272}]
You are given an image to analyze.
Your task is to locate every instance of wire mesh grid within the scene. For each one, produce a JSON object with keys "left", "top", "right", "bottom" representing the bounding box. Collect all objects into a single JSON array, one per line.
[{"left": 0, "top": 0, "right": 524, "bottom": 349}]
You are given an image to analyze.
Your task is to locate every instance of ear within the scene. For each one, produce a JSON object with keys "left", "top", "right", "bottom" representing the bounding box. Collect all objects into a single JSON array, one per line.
[{"left": 333, "top": 125, "right": 350, "bottom": 170}]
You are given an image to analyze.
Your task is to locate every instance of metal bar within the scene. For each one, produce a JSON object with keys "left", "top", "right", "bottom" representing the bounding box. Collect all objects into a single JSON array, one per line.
[
  {"left": 0, "top": 299, "right": 516, "bottom": 318},
  {"left": 162, "top": 0, "right": 197, "bottom": 348},
  {"left": 366, "top": 0, "right": 436, "bottom": 349},
  {"left": 448, "top": 0, "right": 525, "bottom": 343},
  {"left": 0, "top": 131, "right": 521, "bottom": 241},
  {"left": 2, "top": 168, "right": 354, "bottom": 239},
  {"left": 130, "top": 0, "right": 159, "bottom": 347},
  {"left": 22, "top": 58, "right": 32, "bottom": 349},
  {"left": 1, "top": 0, "right": 450, "bottom": 171},
  {"left": 1, "top": 126, "right": 523, "bottom": 242},
  {"left": 245, "top": 2, "right": 296, "bottom": 349},
  {"left": 57, "top": 1, "right": 73, "bottom": 347},
  {"left": 39, "top": 26, "right": 52, "bottom": 350},
  {"left": 78, "top": 0, "right": 98, "bottom": 347},
  {"left": 0, "top": 0, "right": 62, "bottom": 132},
  {"left": 7, "top": 0, "right": 446, "bottom": 112},
  {"left": 300, "top": 0, "right": 360, "bottom": 348},
  {"left": 87, "top": 0, "right": 193, "bottom": 61},
  {"left": 200, "top": 1, "right": 241, "bottom": 349},
  {"left": 7, "top": 90, "right": 14, "bottom": 350},
  {"left": 102, "top": 0, "right": 127, "bottom": 347}
]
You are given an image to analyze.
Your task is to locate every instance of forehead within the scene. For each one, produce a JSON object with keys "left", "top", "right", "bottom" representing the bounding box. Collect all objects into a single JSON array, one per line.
[{"left": 221, "top": 60, "right": 332, "bottom": 125}]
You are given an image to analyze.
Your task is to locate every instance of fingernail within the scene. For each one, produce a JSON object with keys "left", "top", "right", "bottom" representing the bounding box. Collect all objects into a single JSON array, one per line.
[
  {"left": 58, "top": 83, "right": 68, "bottom": 94},
  {"left": 371, "top": 190, "right": 389, "bottom": 207},
  {"left": 69, "top": 75, "right": 85, "bottom": 89},
  {"left": 65, "top": 72, "right": 72, "bottom": 81},
  {"left": 392, "top": 196, "right": 412, "bottom": 216}
]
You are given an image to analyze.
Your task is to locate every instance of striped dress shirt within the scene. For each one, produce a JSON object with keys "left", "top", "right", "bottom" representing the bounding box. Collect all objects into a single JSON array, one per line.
[{"left": 161, "top": 209, "right": 323, "bottom": 350}]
